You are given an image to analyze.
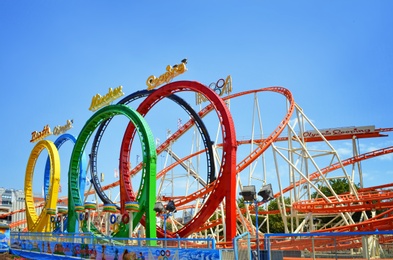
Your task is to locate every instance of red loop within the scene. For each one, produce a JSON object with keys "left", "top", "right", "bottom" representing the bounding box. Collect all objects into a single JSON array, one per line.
[{"left": 122, "top": 213, "right": 130, "bottom": 224}]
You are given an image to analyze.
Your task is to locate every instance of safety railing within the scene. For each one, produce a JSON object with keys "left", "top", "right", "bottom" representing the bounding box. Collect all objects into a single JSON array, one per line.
[
  {"left": 263, "top": 230, "right": 393, "bottom": 260},
  {"left": 10, "top": 232, "right": 219, "bottom": 259}
]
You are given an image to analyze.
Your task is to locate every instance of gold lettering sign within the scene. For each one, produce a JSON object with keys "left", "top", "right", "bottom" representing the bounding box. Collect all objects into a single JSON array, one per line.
[
  {"left": 30, "top": 125, "right": 52, "bottom": 143},
  {"left": 89, "top": 86, "right": 124, "bottom": 112},
  {"left": 146, "top": 59, "right": 188, "bottom": 90},
  {"left": 53, "top": 119, "right": 73, "bottom": 135},
  {"left": 196, "top": 75, "right": 232, "bottom": 105}
]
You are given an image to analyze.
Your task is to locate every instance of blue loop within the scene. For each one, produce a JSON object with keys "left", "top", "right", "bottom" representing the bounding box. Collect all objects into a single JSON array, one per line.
[
  {"left": 110, "top": 214, "right": 117, "bottom": 224},
  {"left": 43, "top": 133, "right": 87, "bottom": 201}
]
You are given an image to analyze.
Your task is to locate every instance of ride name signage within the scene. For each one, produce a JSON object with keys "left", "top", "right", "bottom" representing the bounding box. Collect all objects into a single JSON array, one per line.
[
  {"left": 195, "top": 75, "right": 233, "bottom": 105},
  {"left": 89, "top": 86, "right": 124, "bottom": 112},
  {"left": 30, "top": 120, "right": 74, "bottom": 142},
  {"left": 53, "top": 119, "right": 73, "bottom": 135},
  {"left": 30, "top": 125, "right": 51, "bottom": 143},
  {"left": 303, "top": 125, "right": 375, "bottom": 138},
  {"left": 146, "top": 59, "right": 188, "bottom": 90}
]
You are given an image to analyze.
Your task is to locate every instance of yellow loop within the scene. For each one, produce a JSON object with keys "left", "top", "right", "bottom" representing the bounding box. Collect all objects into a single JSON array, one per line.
[
  {"left": 114, "top": 223, "right": 119, "bottom": 233},
  {"left": 25, "top": 140, "right": 60, "bottom": 232}
]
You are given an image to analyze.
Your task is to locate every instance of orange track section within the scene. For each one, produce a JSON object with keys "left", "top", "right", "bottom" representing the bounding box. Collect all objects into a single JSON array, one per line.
[
  {"left": 293, "top": 185, "right": 393, "bottom": 213},
  {"left": 277, "top": 146, "right": 393, "bottom": 200}
]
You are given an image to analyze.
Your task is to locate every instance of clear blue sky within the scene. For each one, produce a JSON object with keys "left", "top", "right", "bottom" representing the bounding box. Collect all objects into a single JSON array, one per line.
[{"left": 1, "top": 1, "right": 392, "bottom": 197}]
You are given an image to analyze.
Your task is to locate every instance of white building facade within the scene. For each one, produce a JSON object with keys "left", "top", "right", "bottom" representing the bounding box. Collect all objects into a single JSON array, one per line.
[{"left": 0, "top": 188, "right": 26, "bottom": 231}]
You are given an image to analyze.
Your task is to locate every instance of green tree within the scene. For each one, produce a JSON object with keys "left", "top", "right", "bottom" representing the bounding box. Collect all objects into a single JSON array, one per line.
[
  {"left": 311, "top": 178, "right": 371, "bottom": 225},
  {"left": 312, "top": 178, "right": 358, "bottom": 198},
  {"left": 260, "top": 197, "right": 291, "bottom": 233}
]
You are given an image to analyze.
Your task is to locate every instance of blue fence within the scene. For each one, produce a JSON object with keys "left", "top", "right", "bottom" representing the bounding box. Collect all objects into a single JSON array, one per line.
[
  {"left": 233, "top": 232, "right": 251, "bottom": 260},
  {"left": 10, "top": 232, "right": 221, "bottom": 259}
]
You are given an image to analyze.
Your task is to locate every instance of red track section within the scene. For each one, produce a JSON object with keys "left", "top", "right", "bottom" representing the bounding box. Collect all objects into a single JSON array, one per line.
[
  {"left": 232, "top": 87, "right": 294, "bottom": 173},
  {"left": 148, "top": 86, "right": 295, "bottom": 238},
  {"left": 120, "top": 81, "right": 237, "bottom": 241},
  {"left": 294, "top": 185, "right": 393, "bottom": 213}
]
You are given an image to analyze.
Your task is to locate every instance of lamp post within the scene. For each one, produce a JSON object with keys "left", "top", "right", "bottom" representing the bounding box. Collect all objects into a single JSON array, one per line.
[
  {"left": 240, "top": 184, "right": 274, "bottom": 260},
  {"left": 154, "top": 200, "right": 177, "bottom": 244}
]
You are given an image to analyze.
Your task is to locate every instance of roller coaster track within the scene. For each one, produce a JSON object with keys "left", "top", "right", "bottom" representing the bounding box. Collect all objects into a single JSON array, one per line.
[
  {"left": 120, "top": 81, "right": 237, "bottom": 241},
  {"left": 279, "top": 146, "right": 393, "bottom": 204},
  {"left": 136, "top": 141, "right": 393, "bottom": 211},
  {"left": 158, "top": 144, "right": 393, "bottom": 223},
  {"left": 9, "top": 143, "right": 392, "bottom": 234},
  {"left": 154, "top": 86, "right": 292, "bottom": 240},
  {"left": 67, "top": 104, "right": 157, "bottom": 239},
  {"left": 10, "top": 80, "right": 393, "bottom": 253},
  {"left": 265, "top": 147, "right": 393, "bottom": 251},
  {"left": 6, "top": 129, "right": 388, "bottom": 221},
  {"left": 123, "top": 86, "right": 293, "bottom": 177},
  {"left": 89, "top": 90, "right": 215, "bottom": 214},
  {"left": 43, "top": 134, "right": 87, "bottom": 201},
  {"left": 17, "top": 86, "right": 362, "bottom": 232},
  {"left": 294, "top": 185, "right": 393, "bottom": 213},
  {"left": 79, "top": 85, "right": 292, "bottom": 239},
  {"left": 151, "top": 95, "right": 392, "bottom": 246},
  {"left": 141, "top": 86, "right": 294, "bottom": 239},
  {"left": 24, "top": 140, "right": 60, "bottom": 232}
]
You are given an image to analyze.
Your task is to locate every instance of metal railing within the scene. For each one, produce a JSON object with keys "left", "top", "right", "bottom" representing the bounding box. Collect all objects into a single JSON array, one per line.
[
  {"left": 9, "top": 231, "right": 219, "bottom": 259},
  {"left": 263, "top": 230, "right": 393, "bottom": 260},
  {"left": 233, "top": 232, "right": 252, "bottom": 260}
]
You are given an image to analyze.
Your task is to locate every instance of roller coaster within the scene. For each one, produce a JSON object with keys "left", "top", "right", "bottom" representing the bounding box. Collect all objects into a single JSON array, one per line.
[{"left": 2, "top": 68, "right": 392, "bottom": 252}]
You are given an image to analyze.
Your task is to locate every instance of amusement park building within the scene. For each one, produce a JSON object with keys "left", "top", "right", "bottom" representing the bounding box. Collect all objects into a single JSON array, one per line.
[{"left": 0, "top": 188, "right": 28, "bottom": 230}]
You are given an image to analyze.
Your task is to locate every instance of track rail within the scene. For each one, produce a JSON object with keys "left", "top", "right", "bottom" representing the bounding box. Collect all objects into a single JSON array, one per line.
[
  {"left": 25, "top": 140, "right": 60, "bottom": 232},
  {"left": 67, "top": 104, "right": 157, "bottom": 238},
  {"left": 120, "top": 81, "right": 237, "bottom": 241},
  {"left": 89, "top": 90, "right": 215, "bottom": 215}
]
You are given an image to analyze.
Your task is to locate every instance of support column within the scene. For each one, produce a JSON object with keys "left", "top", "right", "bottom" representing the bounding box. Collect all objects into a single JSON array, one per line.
[{"left": 84, "top": 202, "right": 97, "bottom": 233}]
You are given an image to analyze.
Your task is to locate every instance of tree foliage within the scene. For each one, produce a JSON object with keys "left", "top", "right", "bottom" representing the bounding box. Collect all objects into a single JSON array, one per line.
[{"left": 312, "top": 178, "right": 358, "bottom": 198}]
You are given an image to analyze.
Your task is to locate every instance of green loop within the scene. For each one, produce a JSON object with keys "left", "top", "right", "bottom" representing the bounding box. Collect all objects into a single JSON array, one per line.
[{"left": 67, "top": 104, "right": 156, "bottom": 235}]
